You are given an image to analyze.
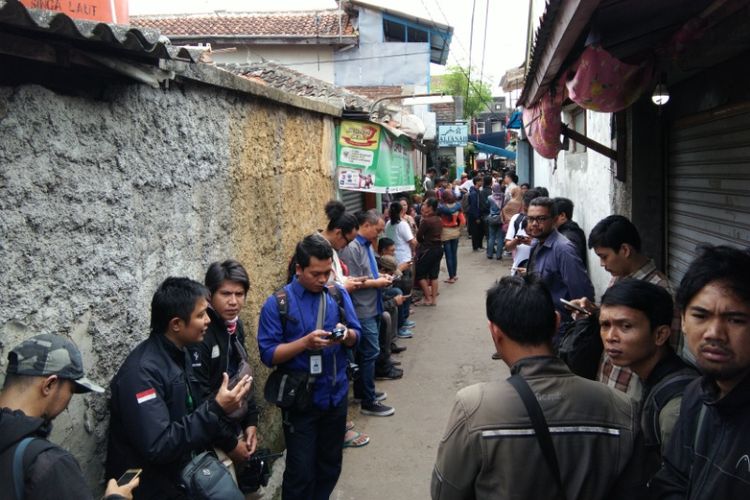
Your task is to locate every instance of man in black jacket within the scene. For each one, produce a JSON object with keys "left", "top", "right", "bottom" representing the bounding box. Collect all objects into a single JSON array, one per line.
[
  {"left": 553, "top": 197, "right": 587, "bottom": 267},
  {"left": 0, "top": 334, "right": 137, "bottom": 500},
  {"left": 106, "top": 277, "right": 252, "bottom": 499},
  {"left": 650, "top": 246, "right": 750, "bottom": 499},
  {"left": 190, "top": 260, "right": 260, "bottom": 472}
]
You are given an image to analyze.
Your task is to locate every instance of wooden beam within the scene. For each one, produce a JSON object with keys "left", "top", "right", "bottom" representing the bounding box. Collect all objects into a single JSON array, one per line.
[{"left": 561, "top": 123, "right": 617, "bottom": 160}]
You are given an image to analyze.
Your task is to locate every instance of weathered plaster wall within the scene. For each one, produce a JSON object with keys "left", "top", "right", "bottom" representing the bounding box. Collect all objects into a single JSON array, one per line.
[
  {"left": 531, "top": 110, "right": 632, "bottom": 298},
  {"left": 0, "top": 82, "right": 335, "bottom": 488}
]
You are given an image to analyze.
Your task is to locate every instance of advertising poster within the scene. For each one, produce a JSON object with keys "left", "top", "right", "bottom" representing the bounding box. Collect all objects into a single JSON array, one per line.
[
  {"left": 438, "top": 124, "right": 469, "bottom": 147},
  {"left": 337, "top": 121, "right": 415, "bottom": 193}
]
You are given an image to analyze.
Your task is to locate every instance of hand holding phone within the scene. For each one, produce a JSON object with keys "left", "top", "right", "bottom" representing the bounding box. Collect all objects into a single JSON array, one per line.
[{"left": 560, "top": 298, "right": 592, "bottom": 316}]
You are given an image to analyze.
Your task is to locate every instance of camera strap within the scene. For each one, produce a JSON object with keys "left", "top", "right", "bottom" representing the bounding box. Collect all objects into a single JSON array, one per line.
[
  {"left": 507, "top": 374, "right": 567, "bottom": 500},
  {"left": 308, "top": 294, "right": 326, "bottom": 376}
]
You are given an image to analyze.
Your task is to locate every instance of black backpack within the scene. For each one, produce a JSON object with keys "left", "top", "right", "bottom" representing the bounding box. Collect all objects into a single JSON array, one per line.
[
  {"left": 0, "top": 437, "right": 56, "bottom": 500},
  {"left": 556, "top": 312, "right": 603, "bottom": 380},
  {"left": 641, "top": 368, "right": 698, "bottom": 447},
  {"left": 273, "top": 284, "right": 347, "bottom": 330}
]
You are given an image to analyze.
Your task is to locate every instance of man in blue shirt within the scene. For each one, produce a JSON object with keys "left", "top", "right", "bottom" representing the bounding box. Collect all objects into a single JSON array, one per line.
[
  {"left": 525, "top": 197, "right": 594, "bottom": 330},
  {"left": 257, "top": 235, "right": 361, "bottom": 499}
]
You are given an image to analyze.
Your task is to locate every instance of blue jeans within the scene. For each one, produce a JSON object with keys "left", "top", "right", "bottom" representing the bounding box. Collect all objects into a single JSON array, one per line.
[
  {"left": 353, "top": 316, "right": 380, "bottom": 404},
  {"left": 282, "top": 402, "right": 347, "bottom": 500},
  {"left": 443, "top": 238, "right": 459, "bottom": 278},
  {"left": 487, "top": 224, "right": 504, "bottom": 258}
]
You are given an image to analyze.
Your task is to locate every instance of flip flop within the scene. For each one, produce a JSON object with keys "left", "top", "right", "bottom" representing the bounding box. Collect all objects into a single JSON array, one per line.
[
  {"left": 343, "top": 431, "right": 370, "bottom": 448},
  {"left": 346, "top": 420, "right": 355, "bottom": 432},
  {"left": 413, "top": 300, "right": 433, "bottom": 306}
]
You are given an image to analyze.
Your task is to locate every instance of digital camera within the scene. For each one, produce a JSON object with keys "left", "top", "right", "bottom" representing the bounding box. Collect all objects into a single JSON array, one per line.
[{"left": 328, "top": 326, "right": 346, "bottom": 341}]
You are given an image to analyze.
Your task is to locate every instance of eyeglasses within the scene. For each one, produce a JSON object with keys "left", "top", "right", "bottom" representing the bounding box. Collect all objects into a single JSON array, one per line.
[
  {"left": 340, "top": 231, "right": 354, "bottom": 245},
  {"left": 526, "top": 216, "right": 552, "bottom": 224}
]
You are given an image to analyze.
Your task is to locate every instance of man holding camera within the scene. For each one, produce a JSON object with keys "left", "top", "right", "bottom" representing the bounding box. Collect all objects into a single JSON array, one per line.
[{"left": 257, "top": 235, "right": 360, "bottom": 499}]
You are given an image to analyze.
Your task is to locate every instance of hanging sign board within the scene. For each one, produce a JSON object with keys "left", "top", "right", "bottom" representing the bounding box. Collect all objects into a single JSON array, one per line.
[
  {"left": 336, "top": 120, "right": 415, "bottom": 193},
  {"left": 438, "top": 124, "right": 469, "bottom": 147},
  {"left": 20, "top": 0, "right": 129, "bottom": 24}
]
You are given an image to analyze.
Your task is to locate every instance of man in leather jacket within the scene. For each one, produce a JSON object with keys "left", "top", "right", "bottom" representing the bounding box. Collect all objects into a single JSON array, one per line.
[{"left": 432, "top": 274, "right": 644, "bottom": 499}]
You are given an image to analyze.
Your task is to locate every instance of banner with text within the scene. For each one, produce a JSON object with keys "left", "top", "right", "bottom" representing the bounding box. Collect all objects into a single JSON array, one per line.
[{"left": 337, "top": 121, "right": 415, "bottom": 193}]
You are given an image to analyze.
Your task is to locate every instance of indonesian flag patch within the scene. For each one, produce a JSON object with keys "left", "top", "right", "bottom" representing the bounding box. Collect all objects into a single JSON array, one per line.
[{"left": 136, "top": 388, "right": 157, "bottom": 404}]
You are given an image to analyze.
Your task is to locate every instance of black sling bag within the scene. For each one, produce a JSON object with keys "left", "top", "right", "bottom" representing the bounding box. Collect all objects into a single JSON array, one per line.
[{"left": 507, "top": 374, "right": 568, "bottom": 500}]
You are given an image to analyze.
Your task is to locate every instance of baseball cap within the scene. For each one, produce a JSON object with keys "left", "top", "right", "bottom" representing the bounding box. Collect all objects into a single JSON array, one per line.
[{"left": 7, "top": 334, "right": 104, "bottom": 393}]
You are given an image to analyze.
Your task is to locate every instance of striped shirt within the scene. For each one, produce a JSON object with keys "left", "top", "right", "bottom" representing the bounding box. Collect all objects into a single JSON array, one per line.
[{"left": 597, "top": 259, "right": 683, "bottom": 397}]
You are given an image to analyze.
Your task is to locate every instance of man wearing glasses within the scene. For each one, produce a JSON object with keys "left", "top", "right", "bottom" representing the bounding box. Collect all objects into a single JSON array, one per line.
[{"left": 525, "top": 197, "right": 594, "bottom": 333}]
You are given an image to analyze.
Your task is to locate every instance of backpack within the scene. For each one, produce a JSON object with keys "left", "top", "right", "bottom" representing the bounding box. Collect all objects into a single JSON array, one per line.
[
  {"left": 2, "top": 437, "right": 56, "bottom": 500},
  {"left": 556, "top": 312, "right": 603, "bottom": 380},
  {"left": 273, "top": 284, "right": 347, "bottom": 331},
  {"left": 641, "top": 368, "right": 698, "bottom": 447},
  {"left": 514, "top": 213, "right": 526, "bottom": 234}
]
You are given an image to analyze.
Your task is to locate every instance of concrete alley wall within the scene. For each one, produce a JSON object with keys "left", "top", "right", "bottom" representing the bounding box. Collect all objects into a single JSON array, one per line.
[{"left": 0, "top": 81, "right": 336, "bottom": 487}]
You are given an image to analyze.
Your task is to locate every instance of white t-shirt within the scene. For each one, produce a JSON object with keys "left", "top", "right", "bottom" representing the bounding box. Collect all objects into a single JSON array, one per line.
[
  {"left": 505, "top": 213, "right": 531, "bottom": 275},
  {"left": 384, "top": 220, "right": 414, "bottom": 264}
]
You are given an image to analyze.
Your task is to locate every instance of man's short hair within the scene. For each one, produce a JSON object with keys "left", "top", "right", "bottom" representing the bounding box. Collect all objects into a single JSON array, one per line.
[
  {"left": 534, "top": 186, "right": 550, "bottom": 197},
  {"left": 473, "top": 176, "right": 483, "bottom": 186},
  {"left": 355, "top": 209, "right": 381, "bottom": 226},
  {"left": 378, "top": 237, "right": 395, "bottom": 254},
  {"left": 486, "top": 274, "right": 557, "bottom": 345},
  {"left": 150, "top": 277, "right": 208, "bottom": 336},
  {"left": 505, "top": 172, "right": 519, "bottom": 184},
  {"left": 528, "top": 196, "right": 558, "bottom": 217},
  {"left": 553, "top": 197, "right": 574, "bottom": 220},
  {"left": 520, "top": 182, "right": 530, "bottom": 189},
  {"left": 294, "top": 233, "right": 334, "bottom": 270},
  {"left": 588, "top": 215, "right": 642, "bottom": 252},
  {"left": 427, "top": 167, "right": 437, "bottom": 175},
  {"left": 205, "top": 260, "right": 249, "bottom": 295},
  {"left": 676, "top": 245, "right": 750, "bottom": 311},
  {"left": 522, "top": 189, "right": 540, "bottom": 206},
  {"left": 601, "top": 279, "right": 674, "bottom": 331}
]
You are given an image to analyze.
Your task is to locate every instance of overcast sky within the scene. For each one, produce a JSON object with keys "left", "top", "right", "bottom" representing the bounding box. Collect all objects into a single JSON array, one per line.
[{"left": 129, "top": 0, "right": 530, "bottom": 94}]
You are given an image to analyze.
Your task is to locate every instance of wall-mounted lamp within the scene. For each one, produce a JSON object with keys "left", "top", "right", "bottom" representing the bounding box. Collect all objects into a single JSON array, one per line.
[{"left": 651, "top": 83, "right": 670, "bottom": 106}]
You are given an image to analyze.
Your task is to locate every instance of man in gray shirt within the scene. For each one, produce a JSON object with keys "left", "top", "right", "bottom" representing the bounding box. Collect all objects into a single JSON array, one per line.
[{"left": 339, "top": 210, "right": 395, "bottom": 417}]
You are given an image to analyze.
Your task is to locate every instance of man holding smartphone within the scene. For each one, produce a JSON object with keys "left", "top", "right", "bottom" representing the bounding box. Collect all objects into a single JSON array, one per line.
[{"left": 0, "top": 334, "right": 139, "bottom": 500}]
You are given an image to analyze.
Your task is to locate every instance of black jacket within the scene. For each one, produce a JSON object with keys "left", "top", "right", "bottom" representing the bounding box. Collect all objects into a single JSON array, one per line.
[
  {"left": 0, "top": 408, "right": 124, "bottom": 500},
  {"left": 649, "top": 370, "right": 750, "bottom": 499},
  {"left": 557, "top": 219, "right": 588, "bottom": 267},
  {"left": 105, "top": 334, "right": 235, "bottom": 500},
  {"left": 188, "top": 307, "right": 259, "bottom": 452}
]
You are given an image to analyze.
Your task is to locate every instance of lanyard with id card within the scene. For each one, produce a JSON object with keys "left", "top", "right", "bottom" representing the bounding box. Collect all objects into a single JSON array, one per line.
[{"left": 309, "top": 292, "right": 326, "bottom": 376}]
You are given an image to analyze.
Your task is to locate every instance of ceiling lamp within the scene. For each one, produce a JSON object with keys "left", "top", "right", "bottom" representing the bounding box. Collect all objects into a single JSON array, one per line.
[{"left": 652, "top": 83, "right": 670, "bottom": 106}]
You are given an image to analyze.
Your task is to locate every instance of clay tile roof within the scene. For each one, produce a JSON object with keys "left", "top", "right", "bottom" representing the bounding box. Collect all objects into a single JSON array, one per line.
[
  {"left": 221, "top": 61, "right": 372, "bottom": 112},
  {"left": 130, "top": 10, "right": 356, "bottom": 39}
]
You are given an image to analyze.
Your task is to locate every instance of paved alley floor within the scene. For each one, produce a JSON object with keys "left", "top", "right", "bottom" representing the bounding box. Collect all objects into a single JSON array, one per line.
[{"left": 332, "top": 240, "right": 512, "bottom": 500}]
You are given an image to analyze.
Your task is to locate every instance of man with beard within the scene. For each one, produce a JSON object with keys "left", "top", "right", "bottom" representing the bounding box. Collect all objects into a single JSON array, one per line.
[{"left": 650, "top": 246, "right": 750, "bottom": 499}]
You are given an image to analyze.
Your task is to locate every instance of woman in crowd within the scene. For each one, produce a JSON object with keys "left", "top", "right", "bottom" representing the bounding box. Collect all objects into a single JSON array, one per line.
[
  {"left": 501, "top": 186, "right": 524, "bottom": 238},
  {"left": 399, "top": 198, "right": 419, "bottom": 236},
  {"left": 384, "top": 202, "right": 416, "bottom": 336},
  {"left": 414, "top": 198, "right": 444, "bottom": 306},
  {"left": 438, "top": 190, "right": 463, "bottom": 283}
]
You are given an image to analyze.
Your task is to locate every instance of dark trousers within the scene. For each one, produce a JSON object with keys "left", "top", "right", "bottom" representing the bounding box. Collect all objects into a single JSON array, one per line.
[
  {"left": 281, "top": 402, "right": 348, "bottom": 500},
  {"left": 469, "top": 217, "right": 485, "bottom": 250}
]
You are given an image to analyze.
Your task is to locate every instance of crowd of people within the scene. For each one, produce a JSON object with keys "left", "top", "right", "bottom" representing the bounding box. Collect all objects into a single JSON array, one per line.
[{"left": 1, "top": 168, "right": 749, "bottom": 500}]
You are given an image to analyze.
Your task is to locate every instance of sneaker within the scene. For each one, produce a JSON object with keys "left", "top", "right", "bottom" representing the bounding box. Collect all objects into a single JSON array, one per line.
[
  {"left": 352, "top": 391, "right": 387, "bottom": 403},
  {"left": 397, "top": 328, "right": 413, "bottom": 339},
  {"left": 375, "top": 367, "right": 404, "bottom": 380},
  {"left": 391, "top": 343, "right": 407, "bottom": 354},
  {"left": 403, "top": 320, "right": 416, "bottom": 328},
  {"left": 361, "top": 401, "right": 395, "bottom": 417}
]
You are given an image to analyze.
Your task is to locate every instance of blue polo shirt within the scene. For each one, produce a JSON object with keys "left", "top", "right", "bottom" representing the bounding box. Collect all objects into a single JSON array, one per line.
[{"left": 257, "top": 278, "right": 361, "bottom": 409}]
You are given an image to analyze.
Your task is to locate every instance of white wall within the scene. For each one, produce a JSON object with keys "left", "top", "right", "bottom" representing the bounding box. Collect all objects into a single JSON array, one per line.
[
  {"left": 531, "top": 110, "right": 621, "bottom": 298},
  {"left": 211, "top": 45, "right": 336, "bottom": 83}
]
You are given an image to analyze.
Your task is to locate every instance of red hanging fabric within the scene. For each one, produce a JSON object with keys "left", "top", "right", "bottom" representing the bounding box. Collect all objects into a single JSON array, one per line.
[{"left": 522, "top": 81, "right": 565, "bottom": 159}]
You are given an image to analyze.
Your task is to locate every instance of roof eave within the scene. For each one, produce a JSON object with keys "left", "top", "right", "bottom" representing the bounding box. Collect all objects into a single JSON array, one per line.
[{"left": 163, "top": 34, "right": 359, "bottom": 46}]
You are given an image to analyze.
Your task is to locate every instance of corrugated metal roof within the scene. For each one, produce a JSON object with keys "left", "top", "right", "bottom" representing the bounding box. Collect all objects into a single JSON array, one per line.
[{"left": 0, "top": 0, "right": 204, "bottom": 62}]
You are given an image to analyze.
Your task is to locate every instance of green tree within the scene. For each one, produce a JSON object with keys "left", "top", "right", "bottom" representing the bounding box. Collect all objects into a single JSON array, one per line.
[{"left": 434, "top": 65, "right": 493, "bottom": 119}]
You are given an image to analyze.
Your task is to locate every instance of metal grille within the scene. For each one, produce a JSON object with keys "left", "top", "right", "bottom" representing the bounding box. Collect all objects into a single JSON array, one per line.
[
  {"left": 667, "top": 104, "right": 750, "bottom": 286},
  {"left": 339, "top": 189, "right": 364, "bottom": 214}
]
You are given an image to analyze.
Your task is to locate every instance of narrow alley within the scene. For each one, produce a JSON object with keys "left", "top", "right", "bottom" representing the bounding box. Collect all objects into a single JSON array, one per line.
[{"left": 333, "top": 243, "right": 511, "bottom": 499}]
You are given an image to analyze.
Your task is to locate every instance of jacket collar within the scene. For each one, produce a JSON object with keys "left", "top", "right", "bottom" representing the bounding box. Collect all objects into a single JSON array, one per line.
[
  {"left": 645, "top": 349, "right": 696, "bottom": 388},
  {"left": 155, "top": 333, "right": 187, "bottom": 367},
  {"left": 701, "top": 369, "right": 750, "bottom": 409},
  {"left": 355, "top": 234, "right": 371, "bottom": 247},
  {"left": 510, "top": 355, "right": 571, "bottom": 377}
]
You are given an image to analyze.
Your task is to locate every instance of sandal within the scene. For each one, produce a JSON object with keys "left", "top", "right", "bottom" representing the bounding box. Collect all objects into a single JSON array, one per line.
[
  {"left": 413, "top": 300, "right": 433, "bottom": 307},
  {"left": 346, "top": 420, "right": 355, "bottom": 432},
  {"left": 343, "top": 431, "right": 370, "bottom": 448}
]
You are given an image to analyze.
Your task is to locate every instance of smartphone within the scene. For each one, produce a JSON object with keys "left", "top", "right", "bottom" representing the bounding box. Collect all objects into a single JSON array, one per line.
[
  {"left": 560, "top": 298, "right": 591, "bottom": 315},
  {"left": 117, "top": 468, "right": 142, "bottom": 486}
]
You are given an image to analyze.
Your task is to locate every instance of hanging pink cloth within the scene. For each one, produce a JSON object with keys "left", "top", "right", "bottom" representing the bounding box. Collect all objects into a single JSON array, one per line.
[
  {"left": 565, "top": 45, "right": 653, "bottom": 112},
  {"left": 522, "top": 82, "right": 565, "bottom": 159}
]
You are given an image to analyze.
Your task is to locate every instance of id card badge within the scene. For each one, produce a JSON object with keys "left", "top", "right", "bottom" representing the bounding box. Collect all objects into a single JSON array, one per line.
[{"left": 309, "top": 352, "right": 323, "bottom": 375}]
